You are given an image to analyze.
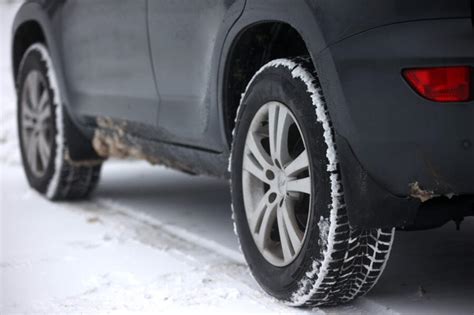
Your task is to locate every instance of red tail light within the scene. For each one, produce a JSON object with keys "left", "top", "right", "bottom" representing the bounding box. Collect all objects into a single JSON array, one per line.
[{"left": 403, "top": 66, "right": 471, "bottom": 102}]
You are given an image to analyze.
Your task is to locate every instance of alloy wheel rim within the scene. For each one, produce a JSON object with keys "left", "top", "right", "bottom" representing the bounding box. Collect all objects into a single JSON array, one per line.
[
  {"left": 242, "top": 101, "right": 312, "bottom": 267},
  {"left": 21, "top": 70, "right": 53, "bottom": 178}
]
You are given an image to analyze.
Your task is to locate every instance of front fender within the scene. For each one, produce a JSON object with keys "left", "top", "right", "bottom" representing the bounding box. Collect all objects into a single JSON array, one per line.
[
  {"left": 12, "top": 1, "right": 97, "bottom": 157},
  {"left": 12, "top": 1, "right": 73, "bottom": 122}
]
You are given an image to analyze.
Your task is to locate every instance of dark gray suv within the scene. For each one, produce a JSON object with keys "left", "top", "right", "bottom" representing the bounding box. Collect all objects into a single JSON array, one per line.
[{"left": 11, "top": 0, "right": 474, "bottom": 306}]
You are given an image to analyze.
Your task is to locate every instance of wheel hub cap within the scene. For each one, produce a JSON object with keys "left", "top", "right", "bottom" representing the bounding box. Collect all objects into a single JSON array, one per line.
[{"left": 275, "top": 171, "right": 287, "bottom": 196}]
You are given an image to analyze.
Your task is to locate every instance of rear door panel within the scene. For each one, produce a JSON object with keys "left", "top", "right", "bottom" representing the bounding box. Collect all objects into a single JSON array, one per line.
[{"left": 147, "top": 0, "right": 245, "bottom": 149}]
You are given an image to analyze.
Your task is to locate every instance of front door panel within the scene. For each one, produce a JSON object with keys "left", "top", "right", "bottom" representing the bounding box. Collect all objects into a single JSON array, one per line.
[{"left": 60, "top": 0, "right": 158, "bottom": 125}]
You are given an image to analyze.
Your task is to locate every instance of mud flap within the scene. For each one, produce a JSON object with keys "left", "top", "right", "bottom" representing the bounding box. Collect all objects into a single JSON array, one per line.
[
  {"left": 336, "top": 134, "right": 420, "bottom": 229},
  {"left": 63, "top": 109, "right": 102, "bottom": 163}
]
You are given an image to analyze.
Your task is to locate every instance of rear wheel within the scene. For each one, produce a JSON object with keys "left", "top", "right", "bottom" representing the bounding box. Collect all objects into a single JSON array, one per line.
[
  {"left": 230, "top": 58, "right": 395, "bottom": 306},
  {"left": 17, "top": 44, "right": 101, "bottom": 200}
]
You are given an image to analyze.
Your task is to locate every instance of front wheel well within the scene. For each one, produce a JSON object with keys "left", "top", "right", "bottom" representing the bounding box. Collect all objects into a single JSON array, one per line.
[
  {"left": 223, "top": 22, "right": 310, "bottom": 146},
  {"left": 12, "top": 20, "right": 46, "bottom": 83}
]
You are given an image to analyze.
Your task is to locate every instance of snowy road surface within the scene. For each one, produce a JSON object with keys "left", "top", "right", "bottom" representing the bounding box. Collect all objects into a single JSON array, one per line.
[
  {"left": 1, "top": 2, "right": 474, "bottom": 314},
  {"left": 2, "top": 161, "right": 474, "bottom": 314}
]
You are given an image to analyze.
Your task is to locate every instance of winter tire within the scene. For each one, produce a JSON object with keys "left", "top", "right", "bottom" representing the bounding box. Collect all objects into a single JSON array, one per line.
[
  {"left": 230, "top": 58, "right": 395, "bottom": 306},
  {"left": 17, "top": 44, "right": 102, "bottom": 200}
]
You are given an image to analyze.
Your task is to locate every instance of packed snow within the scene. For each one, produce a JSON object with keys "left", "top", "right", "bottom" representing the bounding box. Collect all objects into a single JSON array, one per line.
[{"left": 1, "top": 3, "right": 473, "bottom": 314}]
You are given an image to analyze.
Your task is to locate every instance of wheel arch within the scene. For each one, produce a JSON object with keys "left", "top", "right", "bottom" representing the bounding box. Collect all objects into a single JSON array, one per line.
[
  {"left": 221, "top": 22, "right": 309, "bottom": 147},
  {"left": 12, "top": 2, "right": 99, "bottom": 162},
  {"left": 219, "top": 3, "right": 328, "bottom": 149},
  {"left": 12, "top": 3, "right": 62, "bottom": 90},
  {"left": 12, "top": 19, "right": 46, "bottom": 82}
]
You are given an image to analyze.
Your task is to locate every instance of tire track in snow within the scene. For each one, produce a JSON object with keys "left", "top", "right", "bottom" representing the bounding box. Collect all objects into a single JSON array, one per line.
[
  {"left": 63, "top": 195, "right": 396, "bottom": 314},
  {"left": 62, "top": 196, "right": 312, "bottom": 313}
]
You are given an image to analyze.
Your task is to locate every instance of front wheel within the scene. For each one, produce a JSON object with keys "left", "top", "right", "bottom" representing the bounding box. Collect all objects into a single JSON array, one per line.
[
  {"left": 17, "top": 44, "right": 101, "bottom": 200},
  {"left": 230, "top": 58, "right": 395, "bottom": 306}
]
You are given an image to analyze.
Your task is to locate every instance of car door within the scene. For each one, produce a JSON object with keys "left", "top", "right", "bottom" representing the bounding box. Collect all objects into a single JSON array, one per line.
[
  {"left": 147, "top": 0, "right": 246, "bottom": 150},
  {"left": 60, "top": 0, "right": 158, "bottom": 126}
]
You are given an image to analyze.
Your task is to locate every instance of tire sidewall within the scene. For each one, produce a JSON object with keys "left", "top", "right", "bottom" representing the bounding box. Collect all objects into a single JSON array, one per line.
[
  {"left": 231, "top": 65, "right": 333, "bottom": 300},
  {"left": 17, "top": 48, "right": 58, "bottom": 194}
]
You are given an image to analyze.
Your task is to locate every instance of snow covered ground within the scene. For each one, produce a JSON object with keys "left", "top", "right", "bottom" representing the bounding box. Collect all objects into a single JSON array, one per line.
[{"left": 1, "top": 3, "right": 474, "bottom": 314}]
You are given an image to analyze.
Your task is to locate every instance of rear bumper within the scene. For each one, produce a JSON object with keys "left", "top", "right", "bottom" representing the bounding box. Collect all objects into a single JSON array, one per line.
[{"left": 316, "top": 18, "right": 474, "bottom": 228}]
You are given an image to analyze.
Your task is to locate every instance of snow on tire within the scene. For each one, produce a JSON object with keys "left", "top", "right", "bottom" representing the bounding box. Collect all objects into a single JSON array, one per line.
[
  {"left": 17, "top": 43, "right": 102, "bottom": 201},
  {"left": 229, "top": 57, "right": 395, "bottom": 307}
]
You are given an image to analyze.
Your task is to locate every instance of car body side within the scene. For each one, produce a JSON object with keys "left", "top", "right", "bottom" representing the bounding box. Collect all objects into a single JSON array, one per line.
[{"left": 12, "top": 0, "right": 474, "bottom": 229}]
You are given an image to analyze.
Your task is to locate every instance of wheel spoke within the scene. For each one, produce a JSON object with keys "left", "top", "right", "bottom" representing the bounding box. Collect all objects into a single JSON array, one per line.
[
  {"left": 284, "top": 150, "right": 309, "bottom": 177},
  {"left": 27, "top": 133, "right": 39, "bottom": 173},
  {"left": 27, "top": 72, "right": 40, "bottom": 108},
  {"left": 22, "top": 105, "right": 36, "bottom": 129},
  {"left": 268, "top": 104, "right": 278, "bottom": 161},
  {"left": 268, "top": 104, "right": 291, "bottom": 164},
  {"left": 37, "top": 132, "right": 51, "bottom": 168},
  {"left": 277, "top": 206, "right": 293, "bottom": 261},
  {"left": 244, "top": 132, "right": 273, "bottom": 183},
  {"left": 287, "top": 177, "right": 311, "bottom": 195},
  {"left": 248, "top": 132, "right": 273, "bottom": 169},
  {"left": 248, "top": 192, "right": 269, "bottom": 233},
  {"left": 254, "top": 200, "right": 277, "bottom": 250},
  {"left": 22, "top": 130, "right": 33, "bottom": 151},
  {"left": 275, "top": 107, "right": 292, "bottom": 164},
  {"left": 37, "top": 91, "right": 49, "bottom": 113},
  {"left": 38, "top": 103, "right": 51, "bottom": 122},
  {"left": 279, "top": 199, "right": 303, "bottom": 253},
  {"left": 243, "top": 155, "right": 268, "bottom": 184}
]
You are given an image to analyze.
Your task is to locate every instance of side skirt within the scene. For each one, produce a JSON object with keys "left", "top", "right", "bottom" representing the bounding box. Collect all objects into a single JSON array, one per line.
[{"left": 86, "top": 117, "right": 230, "bottom": 178}]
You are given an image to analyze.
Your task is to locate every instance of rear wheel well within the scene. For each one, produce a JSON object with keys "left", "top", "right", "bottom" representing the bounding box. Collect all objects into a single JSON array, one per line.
[
  {"left": 223, "top": 22, "right": 310, "bottom": 146},
  {"left": 13, "top": 21, "right": 46, "bottom": 83},
  {"left": 14, "top": 27, "right": 100, "bottom": 162}
]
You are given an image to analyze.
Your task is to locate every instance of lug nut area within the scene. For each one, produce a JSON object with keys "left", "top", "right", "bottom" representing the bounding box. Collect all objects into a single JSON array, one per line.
[
  {"left": 268, "top": 192, "right": 277, "bottom": 203},
  {"left": 266, "top": 169, "right": 275, "bottom": 180}
]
